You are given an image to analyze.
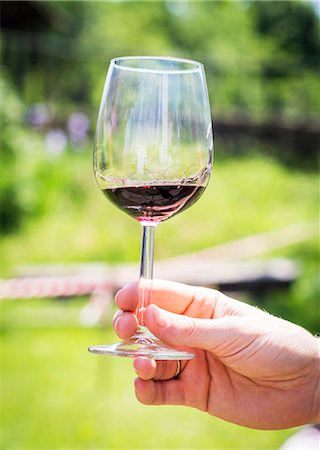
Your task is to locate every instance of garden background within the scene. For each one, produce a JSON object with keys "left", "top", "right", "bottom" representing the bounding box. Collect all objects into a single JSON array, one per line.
[{"left": 1, "top": 1, "right": 319, "bottom": 449}]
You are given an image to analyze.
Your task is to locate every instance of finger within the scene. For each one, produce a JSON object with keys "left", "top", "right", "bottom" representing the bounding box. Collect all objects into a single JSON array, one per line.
[
  {"left": 145, "top": 304, "right": 263, "bottom": 355},
  {"left": 113, "top": 310, "right": 138, "bottom": 340},
  {"left": 133, "top": 357, "right": 186, "bottom": 381},
  {"left": 115, "top": 279, "right": 214, "bottom": 316},
  {"left": 115, "top": 279, "right": 264, "bottom": 320},
  {"left": 115, "top": 282, "right": 139, "bottom": 312},
  {"left": 134, "top": 351, "right": 209, "bottom": 409},
  {"left": 134, "top": 377, "right": 185, "bottom": 406},
  {"left": 133, "top": 357, "right": 157, "bottom": 380}
]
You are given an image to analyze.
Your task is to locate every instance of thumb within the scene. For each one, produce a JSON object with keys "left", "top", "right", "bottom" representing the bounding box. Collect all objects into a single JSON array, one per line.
[{"left": 145, "top": 304, "right": 239, "bottom": 353}]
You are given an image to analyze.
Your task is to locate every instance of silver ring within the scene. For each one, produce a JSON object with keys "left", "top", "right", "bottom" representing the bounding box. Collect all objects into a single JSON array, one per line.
[{"left": 174, "top": 360, "right": 181, "bottom": 378}]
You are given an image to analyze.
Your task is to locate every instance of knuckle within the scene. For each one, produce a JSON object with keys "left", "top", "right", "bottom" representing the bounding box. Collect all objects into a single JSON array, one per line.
[
  {"left": 184, "top": 317, "right": 197, "bottom": 339},
  {"left": 192, "top": 286, "right": 223, "bottom": 318}
]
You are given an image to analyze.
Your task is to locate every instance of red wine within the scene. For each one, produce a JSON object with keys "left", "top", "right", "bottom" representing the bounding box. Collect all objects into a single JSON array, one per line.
[{"left": 102, "top": 184, "right": 205, "bottom": 224}]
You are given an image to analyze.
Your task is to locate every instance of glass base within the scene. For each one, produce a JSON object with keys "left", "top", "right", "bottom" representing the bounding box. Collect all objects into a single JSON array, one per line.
[{"left": 88, "top": 331, "right": 195, "bottom": 360}]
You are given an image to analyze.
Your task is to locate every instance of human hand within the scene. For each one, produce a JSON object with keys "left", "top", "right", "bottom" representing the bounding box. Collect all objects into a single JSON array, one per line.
[{"left": 114, "top": 280, "right": 319, "bottom": 430}]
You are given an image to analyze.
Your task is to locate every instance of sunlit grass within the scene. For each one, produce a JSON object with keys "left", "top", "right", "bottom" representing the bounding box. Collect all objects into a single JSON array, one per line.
[
  {"left": 1, "top": 153, "right": 318, "bottom": 449},
  {"left": 1, "top": 153, "right": 318, "bottom": 273},
  {"left": 1, "top": 300, "right": 295, "bottom": 450}
]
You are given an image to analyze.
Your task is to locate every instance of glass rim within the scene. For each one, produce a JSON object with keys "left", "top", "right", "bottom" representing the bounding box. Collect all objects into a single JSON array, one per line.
[{"left": 110, "top": 56, "right": 204, "bottom": 74}]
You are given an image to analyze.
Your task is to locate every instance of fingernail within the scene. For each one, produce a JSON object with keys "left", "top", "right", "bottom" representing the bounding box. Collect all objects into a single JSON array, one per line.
[
  {"left": 115, "top": 284, "right": 129, "bottom": 301},
  {"left": 114, "top": 289, "right": 122, "bottom": 303},
  {"left": 113, "top": 310, "right": 122, "bottom": 330}
]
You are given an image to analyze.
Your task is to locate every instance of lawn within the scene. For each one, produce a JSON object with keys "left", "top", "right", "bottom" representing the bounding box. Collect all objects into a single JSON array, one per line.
[
  {"left": 1, "top": 153, "right": 318, "bottom": 271},
  {"left": 1, "top": 154, "right": 318, "bottom": 449},
  {"left": 1, "top": 299, "right": 296, "bottom": 450}
]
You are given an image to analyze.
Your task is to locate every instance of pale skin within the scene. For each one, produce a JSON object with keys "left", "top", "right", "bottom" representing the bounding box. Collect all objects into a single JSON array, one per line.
[{"left": 113, "top": 279, "right": 320, "bottom": 430}]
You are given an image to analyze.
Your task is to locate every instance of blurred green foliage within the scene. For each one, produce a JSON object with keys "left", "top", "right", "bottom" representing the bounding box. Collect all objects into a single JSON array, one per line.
[
  {"left": 1, "top": 3, "right": 319, "bottom": 449},
  {"left": 1, "top": 0, "right": 319, "bottom": 235},
  {"left": 0, "top": 76, "right": 43, "bottom": 232},
  {"left": 0, "top": 76, "right": 90, "bottom": 234},
  {"left": 1, "top": 0, "right": 318, "bottom": 325},
  {"left": 1, "top": 1, "right": 319, "bottom": 120},
  {"left": 1, "top": 151, "right": 318, "bottom": 333}
]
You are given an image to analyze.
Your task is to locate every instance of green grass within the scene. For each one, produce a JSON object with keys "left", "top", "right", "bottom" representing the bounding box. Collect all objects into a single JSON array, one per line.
[
  {"left": 1, "top": 154, "right": 318, "bottom": 448},
  {"left": 1, "top": 300, "right": 296, "bottom": 450},
  {"left": 1, "top": 153, "right": 318, "bottom": 273}
]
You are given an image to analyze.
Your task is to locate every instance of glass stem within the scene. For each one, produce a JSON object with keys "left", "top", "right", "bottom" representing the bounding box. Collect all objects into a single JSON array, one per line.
[{"left": 137, "top": 225, "right": 155, "bottom": 329}]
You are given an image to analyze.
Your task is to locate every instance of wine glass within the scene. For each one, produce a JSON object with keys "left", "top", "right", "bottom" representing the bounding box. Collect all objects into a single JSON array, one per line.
[{"left": 88, "top": 56, "right": 213, "bottom": 360}]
